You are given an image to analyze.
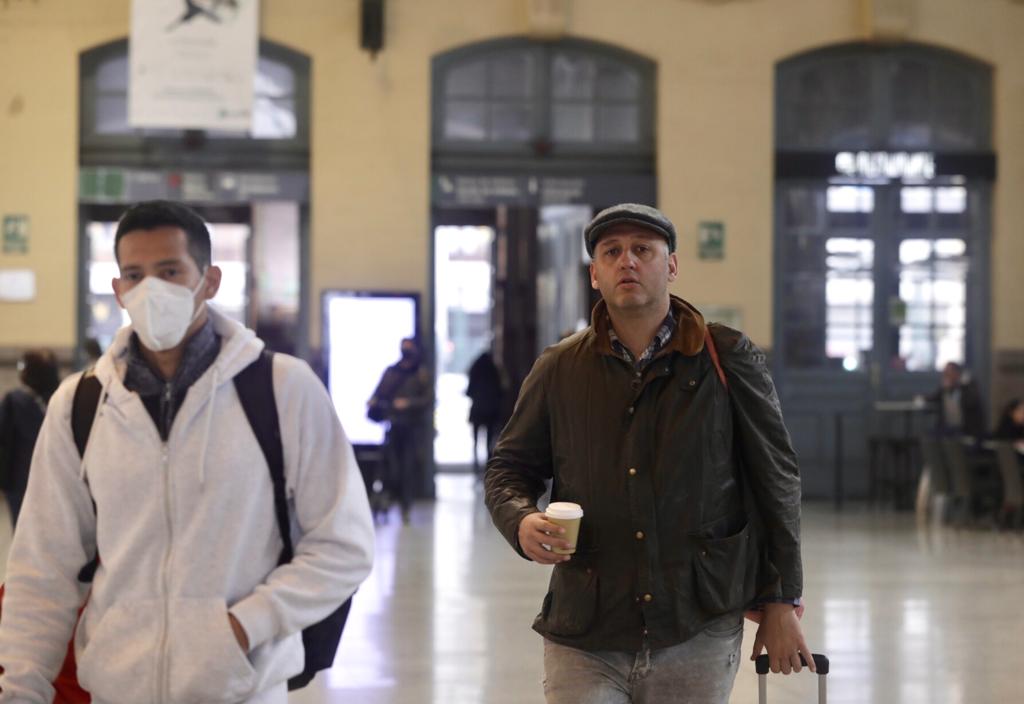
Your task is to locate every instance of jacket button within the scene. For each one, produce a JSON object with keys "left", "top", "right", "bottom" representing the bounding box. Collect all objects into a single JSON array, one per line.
[
  {"left": 627, "top": 406, "right": 635, "bottom": 415},
  {"left": 628, "top": 467, "right": 637, "bottom": 476},
  {"left": 689, "top": 379, "right": 696, "bottom": 387},
  {"left": 643, "top": 593, "right": 653, "bottom": 603},
  {"left": 700, "top": 549, "right": 709, "bottom": 557},
  {"left": 635, "top": 531, "right": 645, "bottom": 540}
]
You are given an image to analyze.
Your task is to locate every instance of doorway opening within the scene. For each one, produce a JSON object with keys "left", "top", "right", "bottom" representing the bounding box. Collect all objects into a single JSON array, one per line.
[
  {"left": 430, "top": 37, "right": 658, "bottom": 471},
  {"left": 80, "top": 202, "right": 303, "bottom": 357},
  {"left": 433, "top": 224, "right": 496, "bottom": 468}
]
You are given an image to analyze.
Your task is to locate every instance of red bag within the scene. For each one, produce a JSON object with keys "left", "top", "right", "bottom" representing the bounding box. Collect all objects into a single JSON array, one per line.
[{"left": 0, "top": 583, "right": 91, "bottom": 703}]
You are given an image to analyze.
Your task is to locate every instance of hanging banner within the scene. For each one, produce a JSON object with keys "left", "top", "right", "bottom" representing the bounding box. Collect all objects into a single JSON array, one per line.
[{"left": 129, "top": 0, "right": 259, "bottom": 132}]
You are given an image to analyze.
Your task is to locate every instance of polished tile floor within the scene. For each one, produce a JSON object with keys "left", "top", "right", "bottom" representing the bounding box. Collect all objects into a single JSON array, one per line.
[{"left": 2, "top": 475, "right": 1023, "bottom": 703}]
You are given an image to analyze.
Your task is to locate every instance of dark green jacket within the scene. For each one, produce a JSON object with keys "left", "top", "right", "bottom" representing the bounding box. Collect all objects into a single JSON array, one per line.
[
  {"left": 368, "top": 363, "right": 431, "bottom": 427},
  {"left": 484, "top": 296, "right": 802, "bottom": 652}
]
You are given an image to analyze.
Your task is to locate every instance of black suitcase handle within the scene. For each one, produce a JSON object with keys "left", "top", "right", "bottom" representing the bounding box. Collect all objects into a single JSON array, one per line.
[{"left": 756, "top": 653, "right": 829, "bottom": 675}]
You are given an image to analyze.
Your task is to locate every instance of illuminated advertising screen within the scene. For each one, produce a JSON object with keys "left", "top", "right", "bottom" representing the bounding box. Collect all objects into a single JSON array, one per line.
[{"left": 323, "top": 291, "right": 419, "bottom": 446}]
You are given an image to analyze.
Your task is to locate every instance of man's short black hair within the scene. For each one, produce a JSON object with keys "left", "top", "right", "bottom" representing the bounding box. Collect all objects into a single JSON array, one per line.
[{"left": 114, "top": 200, "right": 212, "bottom": 270}]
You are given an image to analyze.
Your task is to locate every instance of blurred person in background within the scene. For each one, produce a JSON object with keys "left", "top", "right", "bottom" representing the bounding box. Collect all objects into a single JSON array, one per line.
[
  {"left": 0, "top": 349, "right": 61, "bottom": 527},
  {"left": 466, "top": 350, "right": 504, "bottom": 479},
  {"left": 368, "top": 337, "right": 431, "bottom": 523},
  {"left": 927, "top": 361, "right": 986, "bottom": 440},
  {"left": 992, "top": 398, "right": 1024, "bottom": 441},
  {"left": 82, "top": 338, "right": 103, "bottom": 369}
]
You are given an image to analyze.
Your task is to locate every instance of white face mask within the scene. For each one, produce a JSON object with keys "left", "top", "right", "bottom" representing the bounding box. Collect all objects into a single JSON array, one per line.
[{"left": 121, "top": 274, "right": 207, "bottom": 352}]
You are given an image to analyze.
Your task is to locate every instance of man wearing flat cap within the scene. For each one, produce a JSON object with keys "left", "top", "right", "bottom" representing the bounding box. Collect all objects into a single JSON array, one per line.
[{"left": 486, "top": 204, "right": 811, "bottom": 703}]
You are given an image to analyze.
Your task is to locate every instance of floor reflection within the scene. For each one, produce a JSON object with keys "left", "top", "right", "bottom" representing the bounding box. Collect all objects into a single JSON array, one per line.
[
  {"left": 308, "top": 477, "right": 1024, "bottom": 704},
  {"left": 1, "top": 476, "right": 1021, "bottom": 704}
]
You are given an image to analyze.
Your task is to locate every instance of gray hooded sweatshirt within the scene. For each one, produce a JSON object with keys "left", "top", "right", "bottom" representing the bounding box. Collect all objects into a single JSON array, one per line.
[{"left": 0, "top": 307, "right": 374, "bottom": 703}]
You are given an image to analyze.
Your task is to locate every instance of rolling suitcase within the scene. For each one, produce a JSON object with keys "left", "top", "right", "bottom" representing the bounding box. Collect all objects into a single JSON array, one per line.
[{"left": 755, "top": 654, "right": 830, "bottom": 704}]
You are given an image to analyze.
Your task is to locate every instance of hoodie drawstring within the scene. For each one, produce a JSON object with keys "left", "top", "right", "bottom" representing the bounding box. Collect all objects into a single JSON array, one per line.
[{"left": 197, "top": 368, "right": 219, "bottom": 488}]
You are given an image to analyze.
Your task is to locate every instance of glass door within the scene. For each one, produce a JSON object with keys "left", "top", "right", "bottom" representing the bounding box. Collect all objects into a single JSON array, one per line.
[
  {"left": 773, "top": 43, "right": 993, "bottom": 501},
  {"left": 774, "top": 179, "right": 987, "bottom": 498}
]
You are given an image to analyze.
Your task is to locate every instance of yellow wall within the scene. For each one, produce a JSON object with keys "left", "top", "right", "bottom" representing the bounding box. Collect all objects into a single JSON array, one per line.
[{"left": 1, "top": 0, "right": 1022, "bottom": 351}]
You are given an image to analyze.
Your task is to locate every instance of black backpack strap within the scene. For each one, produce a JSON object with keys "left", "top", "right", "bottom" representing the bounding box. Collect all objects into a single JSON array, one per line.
[
  {"left": 234, "top": 350, "right": 293, "bottom": 564},
  {"left": 71, "top": 371, "right": 103, "bottom": 583},
  {"left": 72, "top": 372, "right": 103, "bottom": 458},
  {"left": 235, "top": 349, "right": 355, "bottom": 691}
]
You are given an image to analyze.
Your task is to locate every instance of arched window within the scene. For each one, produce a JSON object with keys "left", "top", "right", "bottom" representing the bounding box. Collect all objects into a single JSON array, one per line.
[
  {"left": 433, "top": 38, "right": 654, "bottom": 165},
  {"left": 80, "top": 39, "right": 309, "bottom": 168},
  {"left": 776, "top": 44, "right": 991, "bottom": 151}
]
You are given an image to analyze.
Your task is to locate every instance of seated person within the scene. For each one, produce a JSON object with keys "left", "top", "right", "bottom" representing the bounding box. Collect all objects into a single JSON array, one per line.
[
  {"left": 926, "top": 362, "right": 986, "bottom": 441},
  {"left": 992, "top": 398, "right": 1024, "bottom": 441},
  {"left": 919, "top": 363, "right": 990, "bottom": 522}
]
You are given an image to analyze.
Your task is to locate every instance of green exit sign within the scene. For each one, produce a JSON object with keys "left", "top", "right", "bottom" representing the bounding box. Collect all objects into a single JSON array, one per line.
[
  {"left": 698, "top": 221, "right": 725, "bottom": 260},
  {"left": 2, "top": 214, "right": 30, "bottom": 254}
]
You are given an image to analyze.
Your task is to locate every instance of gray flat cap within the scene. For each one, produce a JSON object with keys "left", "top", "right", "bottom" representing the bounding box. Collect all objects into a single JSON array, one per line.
[{"left": 584, "top": 203, "right": 676, "bottom": 257}]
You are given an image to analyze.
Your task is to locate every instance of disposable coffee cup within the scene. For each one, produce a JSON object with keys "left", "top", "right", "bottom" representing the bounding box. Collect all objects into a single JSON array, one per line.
[{"left": 545, "top": 502, "right": 584, "bottom": 555}]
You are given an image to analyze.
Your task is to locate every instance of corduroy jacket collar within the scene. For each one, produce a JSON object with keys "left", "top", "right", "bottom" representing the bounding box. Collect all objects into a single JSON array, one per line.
[{"left": 591, "top": 294, "right": 707, "bottom": 358}]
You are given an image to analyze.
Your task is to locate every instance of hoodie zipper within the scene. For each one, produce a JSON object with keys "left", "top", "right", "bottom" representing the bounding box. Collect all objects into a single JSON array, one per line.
[
  {"left": 161, "top": 382, "right": 174, "bottom": 441},
  {"left": 157, "top": 439, "right": 174, "bottom": 702}
]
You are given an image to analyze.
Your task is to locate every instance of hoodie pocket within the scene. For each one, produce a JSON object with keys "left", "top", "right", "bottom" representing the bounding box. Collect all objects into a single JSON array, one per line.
[
  {"left": 167, "top": 598, "right": 258, "bottom": 704},
  {"left": 77, "top": 600, "right": 162, "bottom": 704},
  {"left": 78, "top": 598, "right": 258, "bottom": 704}
]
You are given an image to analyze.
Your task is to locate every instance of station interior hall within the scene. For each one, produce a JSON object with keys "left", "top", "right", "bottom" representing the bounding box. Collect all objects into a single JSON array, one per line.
[{"left": 1, "top": 1, "right": 1024, "bottom": 703}]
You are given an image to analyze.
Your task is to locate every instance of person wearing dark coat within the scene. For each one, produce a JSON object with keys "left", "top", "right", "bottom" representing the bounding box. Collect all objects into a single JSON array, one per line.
[
  {"left": 926, "top": 361, "right": 986, "bottom": 439},
  {"left": 0, "top": 349, "right": 60, "bottom": 526},
  {"left": 368, "top": 338, "right": 431, "bottom": 523},
  {"left": 485, "top": 204, "right": 812, "bottom": 703},
  {"left": 992, "top": 398, "right": 1024, "bottom": 441},
  {"left": 466, "top": 351, "right": 504, "bottom": 477}
]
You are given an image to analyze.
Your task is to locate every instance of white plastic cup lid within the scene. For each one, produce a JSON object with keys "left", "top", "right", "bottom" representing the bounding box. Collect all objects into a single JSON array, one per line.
[{"left": 546, "top": 502, "right": 584, "bottom": 520}]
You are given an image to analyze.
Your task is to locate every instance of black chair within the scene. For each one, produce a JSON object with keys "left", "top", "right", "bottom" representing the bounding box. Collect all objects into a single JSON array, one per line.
[
  {"left": 868, "top": 435, "right": 921, "bottom": 510},
  {"left": 943, "top": 438, "right": 1001, "bottom": 527},
  {"left": 994, "top": 441, "right": 1023, "bottom": 530}
]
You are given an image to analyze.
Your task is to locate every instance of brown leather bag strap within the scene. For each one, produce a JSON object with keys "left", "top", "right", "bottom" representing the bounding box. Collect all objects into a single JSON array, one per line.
[{"left": 704, "top": 328, "right": 728, "bottom": 390}]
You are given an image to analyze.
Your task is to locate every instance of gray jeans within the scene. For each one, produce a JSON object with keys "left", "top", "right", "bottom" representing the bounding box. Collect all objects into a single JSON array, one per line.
[{"left": 543, "top": 614, "right": 744, "bottom": 704}]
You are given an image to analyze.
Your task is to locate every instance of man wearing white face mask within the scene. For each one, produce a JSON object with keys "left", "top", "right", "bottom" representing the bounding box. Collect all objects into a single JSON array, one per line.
[{"left": 0, "top": 200, "right": 375, "bottom": 704}]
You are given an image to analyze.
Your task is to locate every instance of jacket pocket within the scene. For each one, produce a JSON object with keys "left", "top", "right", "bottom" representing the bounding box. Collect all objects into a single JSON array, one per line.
[
  {"left": 691, "top": 520, "right": 756, "bottom": 616},
  {"left": 77, "top": 599, "right": 162, "bottom": 704},
  {"left": 534, "top": 564, "right": 599, "bottom": 637},
  {"left": 167, "top": 598, "right": 258, "bottom": 704}
]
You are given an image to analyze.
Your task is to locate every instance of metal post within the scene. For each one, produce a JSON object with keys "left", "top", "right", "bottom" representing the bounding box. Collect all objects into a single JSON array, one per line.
[{"left": 834, "top": 410, "right": 843, "bottom": 511}]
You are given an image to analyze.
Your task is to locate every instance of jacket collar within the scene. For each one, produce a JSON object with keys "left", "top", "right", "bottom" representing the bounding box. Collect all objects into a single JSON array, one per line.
[{"left": 590, "top": 294, "right": 707, "bottom": 358}]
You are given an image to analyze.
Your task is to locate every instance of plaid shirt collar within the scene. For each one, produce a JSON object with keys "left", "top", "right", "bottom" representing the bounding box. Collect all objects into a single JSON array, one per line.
[{"left": 608, "top": 309, "right": 676, "bottom": 370}]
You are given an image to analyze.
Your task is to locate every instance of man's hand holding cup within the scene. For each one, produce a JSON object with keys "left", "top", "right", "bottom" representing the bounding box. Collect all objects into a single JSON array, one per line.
[{"left": 518, "top": 502, "right": 584, "bottom": 565}]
